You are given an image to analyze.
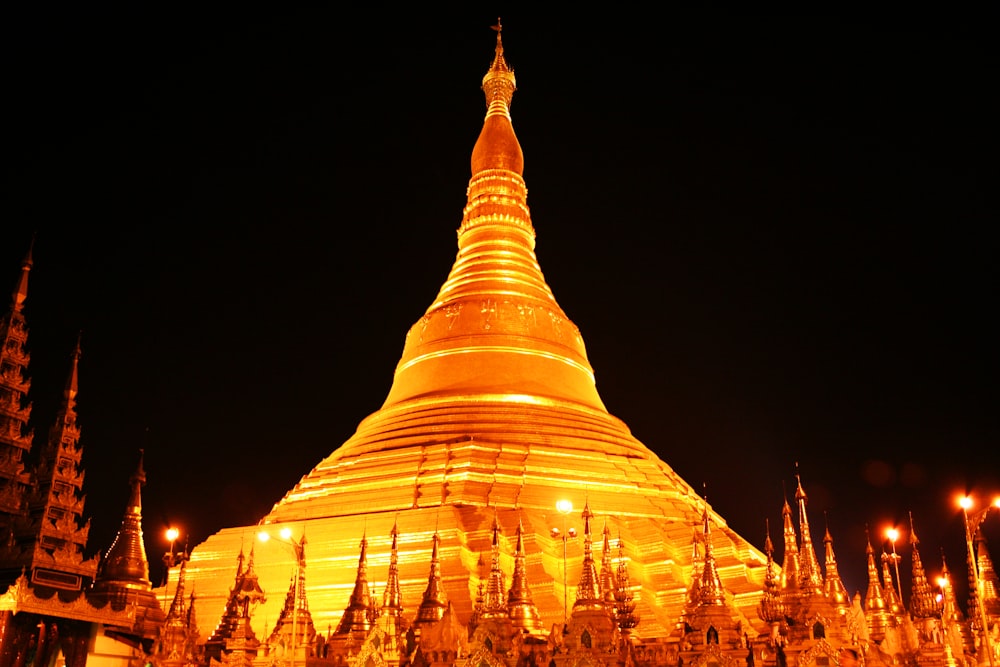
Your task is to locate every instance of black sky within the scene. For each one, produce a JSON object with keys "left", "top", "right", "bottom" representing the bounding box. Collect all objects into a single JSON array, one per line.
[{"left": 3, "top": 9, "right": 997, "bottom": 602}]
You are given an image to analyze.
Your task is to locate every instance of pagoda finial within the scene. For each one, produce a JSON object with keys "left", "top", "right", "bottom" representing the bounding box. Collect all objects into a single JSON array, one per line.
[
  {"left": 415, "top": 528, "right": 447, "bottom": 626},
  {"left": 482, "top": 17, "right": 515, "bottom": 118},
  {"left": 822, "top": 511, "right": 850, "bottom": 608},
  {"left": 507, "top": 516, "right": 546, "bottom": 636},
  {"left": 10, "top": 236, "right": 33, "bottom": 312}
]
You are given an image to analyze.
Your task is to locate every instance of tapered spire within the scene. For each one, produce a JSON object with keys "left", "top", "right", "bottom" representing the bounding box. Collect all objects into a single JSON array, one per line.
[
  {"left": 794, "top": 472, "right": 824, "bottom": 594},
  {"left": 481, "top": 512, "right": 507, "bottom": 618},
  {"left": 0, "top": 241, "right": 35, "bottom": 527},
  {"left": 335, "top": 531, "right": 375, "bottom": 634},
  {"left": 19, "top": 333, "right": 98, "bottom": 589},
  {"left": 599, "top": 521, "right": 617, "bottom": 608},
  {"left": 155, "top": 554, "right": 199, "bottom": 663},
  {"left": 757, "top": 520, "right": 786, "bottom": 625},
  {"left": 415, "top": 528, "right": 448, "bottom": 626},
  {"left": 88, "top": 450, "right": 165, "bottom": 643},
  {"left": 907, "top": 513, "right": 941, "bottom": 619},
  {"left": 614, "top": 533, "right": 638, "bottom": 634},
  {"left": 822, "top": 514, "right": 850, "bottom": 609},
  {"left": 93, "top": 450, "right": 153, "bottom": 586},
  {"left": 779, "top": 492, "right": 800, "bottom": 592},
  {"left": 382, "top": 521, "right": 403, "bottom": 614},
  {"left": 9, "top": 238, "right": 32, "bottom": 314},
  {"left": 863, "top": 527, "right": 893, "bottom": 640},
  {"left": 881, "top": 548, "right": 904, "bottom": 615},
  {"left": 507, "top": 516, "right": 545, "bottom": 636},
  {"left": 573, "top": 502, "right": 603, "bottom": 610},
  {"left": 266, "top": 533, "right": 315, "bottom": 657},
  {"left": 975, "top": 530, "right": 1000, "bottom": 616},
  {"left": 696, "top": 502, "right": 725, "bottom": 606},
  {"left": 379, "top": 18, "right": 607, "bottom": 416}
]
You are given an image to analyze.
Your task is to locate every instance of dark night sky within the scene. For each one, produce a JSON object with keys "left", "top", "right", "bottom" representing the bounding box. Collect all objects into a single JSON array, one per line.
[{"left": 3, "top": 9, "right": 997, "bottom": 603}]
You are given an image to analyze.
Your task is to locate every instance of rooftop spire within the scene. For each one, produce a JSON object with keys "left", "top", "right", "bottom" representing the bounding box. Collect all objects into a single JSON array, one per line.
[
  {"left": 779, "top": 491, "right": 800, "bottom": 592},
  {"left": 335, "top": 531, "right": 375, "bottom": 635},
  {"left": 822, "top": 513, "right": 850, "bottom": 609},
  {"left": 415, "top": 529, "right": 448, "bottom": 626},
  {"left": 481, "top": 512, "right": 507, "bottom": 617},
  {"left": 614, "top": 533, "right": 638, "bottom": 634},
  {"left": 382, "top": 521, "right": 403, "bottom": 614},
  {"left": 794, "top": 471, "right": 824, "bottom": 594},
  {"left": 696, "top": 501, "right": 725, "bottom": 606},
  {"left": 908, "top": 512, "right": 941, "bottom": 619},
  {"left": 378, "top": 20, "right": 610, "bottom": 417},
  {"left": 507, "top": 515, "right": 545, "bottom": 636},
  {"left": 599, "top": 521, "right": 617, "bottom": 608},
  {"left": 573, "top": 501, "right": 603, "bottom": 610},
  {"left": 757, "top": 519, "right": 786, "bottom": 625},
  {"left": 89, "top": 450, "right": 165, "bottom": 641},
  {"left": 9, "top": 238, "right": 32, "bottom": 313}
]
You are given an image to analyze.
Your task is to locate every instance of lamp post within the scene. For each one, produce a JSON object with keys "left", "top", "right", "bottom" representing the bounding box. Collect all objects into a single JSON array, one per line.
[
  {"left": 885, "top": 527, "right": 904, "bottom": 605},
  {"left": 551, "top": 500, "right": 577, "bottom": 628},
  {"left": 258, "top": 526, "right": 305, "bottom": 667},
  {"left": 162, "top": 527, "right": 180, "bottom": 608},
  {"left": 959, "top": 496, "right": 997, "bottom": 667}
]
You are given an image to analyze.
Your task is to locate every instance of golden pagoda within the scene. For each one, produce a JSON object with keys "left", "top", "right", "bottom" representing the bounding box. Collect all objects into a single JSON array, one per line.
[{"left": 182, "top": 21, "right": 769, "bottom": 645}]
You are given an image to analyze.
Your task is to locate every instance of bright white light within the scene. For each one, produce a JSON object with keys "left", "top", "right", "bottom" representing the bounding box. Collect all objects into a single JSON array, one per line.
[
  {"left": 166, "top": 527, "right": 179, "bottom": 542},
  {"left": 556, "top": 499, "right": 573, "bottom": 515},
  {"left": 280, "top": 526, "right": 293, "bottom": 540}
]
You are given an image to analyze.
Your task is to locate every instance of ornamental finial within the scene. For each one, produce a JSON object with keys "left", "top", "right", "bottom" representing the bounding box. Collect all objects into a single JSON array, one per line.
[{"left": 482, "top": 17, "right": 515, "bottom": 118}]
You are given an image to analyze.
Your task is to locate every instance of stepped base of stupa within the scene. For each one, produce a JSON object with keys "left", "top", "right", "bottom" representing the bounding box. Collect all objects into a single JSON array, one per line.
[{"left": 184, "top": 397, "right": 768, "bottom": 640}]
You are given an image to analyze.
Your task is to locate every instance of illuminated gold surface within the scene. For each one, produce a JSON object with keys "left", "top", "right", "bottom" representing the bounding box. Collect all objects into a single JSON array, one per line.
[{"left": 182, "top": 28, "right": 769, "bottom": 643}]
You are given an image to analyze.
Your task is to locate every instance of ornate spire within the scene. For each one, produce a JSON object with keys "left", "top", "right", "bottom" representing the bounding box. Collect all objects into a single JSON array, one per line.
[
  {"left": 614, "top": 533, "right": 638, "bottom": 634},
  {"left": 92, "top": 451, "right": 154, "bottom": 587},
  {"left": 696, "top": 502, "right": 725, "bottom": 606},
  {"left": 88, "top": 450, "right": 165, "bottom": 643},
  {"left": 382, "top": 520, "right": 403, "bottom": 614},
  {"left": 9, "top": 237, "right": 32, "bottom": 313},
  {"left": 573, "top": 501, "right": 603, "bottom": 610},
  {"left": 378, "top": 20, "right": 608, "bottom": 417},
  {"left": 822, "top": 514, "right": 850, "bottom": 609},
  {"left": 205, "top": 543, "right": 266, "bottom": 654},
  {"left": 863, "top": 527, "right": 893, "bottom": 641},
  {"left": 938, "top": 552, "right": 964, "bottom": 626},
  {"left": 757, "top": 520, "right": 786, "bottom": 625},
  {"left": 19, "top": 333, "right": 98, "bottom": 590},
  {"left": 975, "top": 528, "right": 1000, "bottom": 617},
  {"left": 794, "top": 472, "right": 824, "bottom": 594},
  {"left": 266, "top": 533, "right": 315, "bottom": 658},
  {"left": 506, "top": 515, "right": 545, "bottom": 636},
  {"left": 415, "top": 528, "right": 448, "bottom": 626},
  {"left": 481, "top": 512, "right": 507, "bottom": 618},
  {"left": 335, "top": 531, "right": 375, "bottom": 634},
  {"left": 481, "top": 19, "right": 516, "bottom": 121},
  {"left": 881, "top": 547, "right": 903, "bottom": 615},
  {"left": 0, "top": 241, "right": 35, "bottom": 529},
  {"left": 599, "top": 521, "right": 617, "bottom": 608},
  {"left": 779, "top": 491, "right": 800, "bottom": 592},
  {"left": 155, "top": 555, "right": 199, "bottom": 663},
  {"left": 907, "top": 513, "right": 941, "bottom": 619}
]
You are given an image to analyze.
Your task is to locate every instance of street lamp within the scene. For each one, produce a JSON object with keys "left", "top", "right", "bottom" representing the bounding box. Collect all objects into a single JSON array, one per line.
[
  {"left": 885, "top": 526, "right": 904, "bottom": 605},
  {"left": 959, "top": 495, "right": 997, "bottom": 667},
  {"left": 550, "top": 500, "right": 577, "bottom": 628},
  {"left": 162, "top": 527, "right": 180, "bottom": 608},
  {"left": 258, "top": 526, "right": 305, "bottom": 667}
]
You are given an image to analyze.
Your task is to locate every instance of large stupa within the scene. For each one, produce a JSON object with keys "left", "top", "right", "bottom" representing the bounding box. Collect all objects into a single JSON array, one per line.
[{"left": 183, "top": 25, "right": 769, "bottom": 641}]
